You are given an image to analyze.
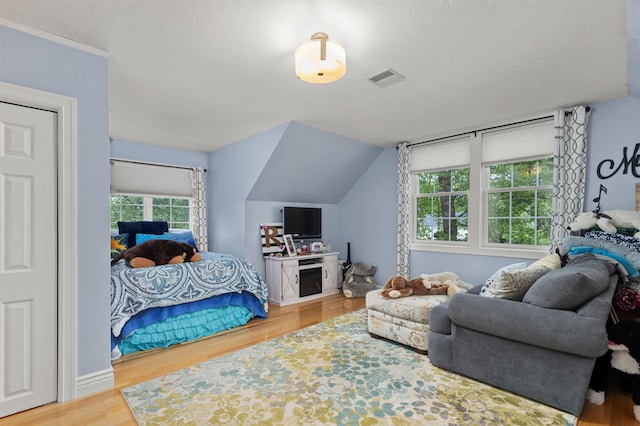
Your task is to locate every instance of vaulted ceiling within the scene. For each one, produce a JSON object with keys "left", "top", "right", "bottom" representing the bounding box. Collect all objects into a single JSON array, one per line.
[{"left": 0, "top": 0, "right": 635, "bottom": 152}]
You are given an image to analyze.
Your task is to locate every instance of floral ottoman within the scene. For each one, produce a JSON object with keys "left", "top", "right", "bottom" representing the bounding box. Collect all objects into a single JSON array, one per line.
[{"left": 366, "top": 289, "right": 449, "bottom": 354}]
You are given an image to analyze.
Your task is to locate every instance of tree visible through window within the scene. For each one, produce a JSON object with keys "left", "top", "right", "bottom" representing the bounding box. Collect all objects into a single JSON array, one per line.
[
  {"left": 416, "top": 168, "right": 469, "bottom": 241},
  {"left": 110, "top": 194, "right": 191, "bottom": 230},
  {"left": 410, "top": 118, "right": 555, "bottom": 253},
  {"left": 487, "top": 158, "right": 553, "bottom": 245}
]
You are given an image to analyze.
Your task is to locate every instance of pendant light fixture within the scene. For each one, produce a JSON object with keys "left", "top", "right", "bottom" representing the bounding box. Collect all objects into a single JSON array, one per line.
[{"left": 295, "top": 32, "right": 346, "bottom": 84}]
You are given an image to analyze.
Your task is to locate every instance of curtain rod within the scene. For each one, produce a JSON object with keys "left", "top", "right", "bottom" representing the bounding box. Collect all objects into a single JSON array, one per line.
[
  {"left": 404, "top": 106, "right": 590, "bottom": 149},
  {"left": 110, "top": 158, "right": 207, "bottom": 172}
]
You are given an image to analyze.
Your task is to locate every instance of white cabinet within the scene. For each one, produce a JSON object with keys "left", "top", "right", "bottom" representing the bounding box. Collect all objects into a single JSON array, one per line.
[{"left": 266, "top": 252, "right": 340, "bottom": 306}]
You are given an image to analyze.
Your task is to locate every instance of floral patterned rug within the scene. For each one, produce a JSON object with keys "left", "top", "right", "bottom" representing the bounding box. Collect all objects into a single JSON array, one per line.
[{"left": 122, "top": 310, "right": 576, "bottom": 425}]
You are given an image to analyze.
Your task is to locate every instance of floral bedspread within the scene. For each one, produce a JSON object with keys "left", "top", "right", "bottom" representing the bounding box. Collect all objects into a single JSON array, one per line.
[{"left": 111, "top": 252, "right": 267, "bottom": 337}]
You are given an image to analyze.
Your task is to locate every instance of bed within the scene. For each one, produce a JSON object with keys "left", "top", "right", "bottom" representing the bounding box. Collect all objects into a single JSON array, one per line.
[{"left": 110, "top": 226, "right": 268, "bottom": 360}]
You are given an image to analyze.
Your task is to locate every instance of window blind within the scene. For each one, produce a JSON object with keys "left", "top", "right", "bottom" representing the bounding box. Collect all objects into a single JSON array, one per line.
[
  {"left": 110, "top": 160, "right": 192, "bottom": 197},
  {"left": 409, "top": 136, "right": 471, "bottom": 172},
  {"left": 481, "top": 119, "right": 554, "bottom": 165}
]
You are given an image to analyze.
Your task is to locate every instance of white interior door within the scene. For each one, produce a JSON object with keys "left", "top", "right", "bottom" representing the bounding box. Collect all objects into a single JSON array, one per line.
[{"left": 0, "top": 102, "right": 57, "bottom": 417}]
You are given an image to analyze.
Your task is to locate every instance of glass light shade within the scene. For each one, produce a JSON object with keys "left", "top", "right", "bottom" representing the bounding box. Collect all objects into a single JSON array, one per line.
[{"left": 295, "top": 35, "right": 346, "bottom": 84}]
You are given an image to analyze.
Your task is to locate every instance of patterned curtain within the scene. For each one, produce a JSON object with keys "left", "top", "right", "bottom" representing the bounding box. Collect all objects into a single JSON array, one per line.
[
  {"left": 191, "top": 167, "right": 208, "bottom": 252},
  {"left": 396, "top": 142, "right": 411, "bottom": 277},
  {"left": 549, "top": 105, "right": 590, "bottom": 252}
]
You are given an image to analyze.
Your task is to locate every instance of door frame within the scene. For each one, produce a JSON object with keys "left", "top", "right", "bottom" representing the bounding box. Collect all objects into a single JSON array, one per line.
[{"left": 0, "top": 81, "right": 78, "bottom": 402}]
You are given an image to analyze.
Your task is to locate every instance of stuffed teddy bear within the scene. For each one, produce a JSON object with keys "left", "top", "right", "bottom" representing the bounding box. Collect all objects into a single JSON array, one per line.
[
  {"left": 567, "top": 209, "right": 640, "bottom": 238},
  {"left": 111, "top": 239, "right": 202, "bottom": 268},
  {"left": 587, "top": 319, "right": 640, "bottom": 421},
  {"left": 342, "top": 263, "right": 377, "bottom": 298},
  {"left": 381, "top": 275, "right": 450, "bottom": 299}
]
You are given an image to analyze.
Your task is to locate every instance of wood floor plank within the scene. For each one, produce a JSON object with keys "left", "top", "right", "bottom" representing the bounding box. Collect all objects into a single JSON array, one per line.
[{"left": 0, "top": 294, "right": 632, "bottom": 425}]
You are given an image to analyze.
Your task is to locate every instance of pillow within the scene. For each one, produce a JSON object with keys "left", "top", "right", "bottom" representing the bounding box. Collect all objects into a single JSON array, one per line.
[
  {"left": 110, "top": 233, "right": 128, "bottom": 259},
  {"left": 164, "top": 231, "right": 199, "bottom": 251},
  {"left": 523, "top": 253, "right": 615, "bottom": 310},
  {"left": 136, "top": 231, "right": 199, "bottom": 251},
  {"left": 135, "top": 233, "right": 167, "bottom": 245},
  {"left": 480, "top": 262, "right": 551, "bottom": 301},
  {"left": 479, "top": 262, "right": 527, "bottom": 297},
  {"left": 118, "top": 221, "right": 168, "bottom": 248},
  {"left": 528, "top": 253, "right": 561, "bottom": 271}
]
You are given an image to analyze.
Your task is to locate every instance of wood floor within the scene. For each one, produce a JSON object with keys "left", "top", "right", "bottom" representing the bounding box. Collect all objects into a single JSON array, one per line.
[{"left": 1, "top": 294, "right": 636, "bottom": 425}]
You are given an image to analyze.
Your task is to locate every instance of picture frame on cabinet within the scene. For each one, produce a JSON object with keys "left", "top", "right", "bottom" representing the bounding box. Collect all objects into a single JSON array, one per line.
[{"left": 284, "top": 234, "right": 297, "bottom": 257}]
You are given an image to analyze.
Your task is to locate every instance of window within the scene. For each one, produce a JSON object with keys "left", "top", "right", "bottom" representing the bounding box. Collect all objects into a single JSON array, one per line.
[
  {"left": 110, "top": 159, "right": 195, "bottom": 231},
  {"left": 110, "top": 194, "right": 191, "bottom": 231},
  {"left": 410, "top": 118, "right": 554, "bottom": 257},
  {"left": 416, "top": 168, "right": 469, "bottom": 242},
  {"left": 486, "top": 159, "right": 553, "bottom": 246}
]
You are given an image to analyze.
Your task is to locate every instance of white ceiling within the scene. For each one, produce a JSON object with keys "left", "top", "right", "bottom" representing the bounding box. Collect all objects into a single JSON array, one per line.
[{"left": 0, "top": 0, "right": 632, "bottom": 153}]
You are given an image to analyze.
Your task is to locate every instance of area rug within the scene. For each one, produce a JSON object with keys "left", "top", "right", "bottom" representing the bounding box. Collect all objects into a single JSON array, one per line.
[{"left": 122, "top": 310, "right": 576, "bottom": 425}]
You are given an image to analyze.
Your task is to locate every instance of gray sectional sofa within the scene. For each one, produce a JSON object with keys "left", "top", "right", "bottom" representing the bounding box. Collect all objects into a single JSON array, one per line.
[{"left": 427, "top": 254, "right": 618, "bottom": 416}]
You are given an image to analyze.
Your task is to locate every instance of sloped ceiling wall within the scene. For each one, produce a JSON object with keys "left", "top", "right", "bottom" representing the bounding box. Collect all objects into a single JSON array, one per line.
[{"left": 247, "top": 121, "right": 383, "bottom": 204}]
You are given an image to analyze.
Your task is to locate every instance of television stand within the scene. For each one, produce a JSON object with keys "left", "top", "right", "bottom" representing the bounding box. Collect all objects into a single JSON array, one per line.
[{"left": 265, "top": 252, "right": 340, "bottom": 306}]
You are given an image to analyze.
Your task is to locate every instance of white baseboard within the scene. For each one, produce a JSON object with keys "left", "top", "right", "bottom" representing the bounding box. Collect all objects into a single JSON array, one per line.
[{"left": 75, "top": 367, "right": 115, "bottom": 398}]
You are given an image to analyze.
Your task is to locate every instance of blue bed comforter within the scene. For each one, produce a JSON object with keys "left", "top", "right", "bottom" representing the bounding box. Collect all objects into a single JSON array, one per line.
[{"left": 110, "top": 252, "right": 268, "bottom": 337}]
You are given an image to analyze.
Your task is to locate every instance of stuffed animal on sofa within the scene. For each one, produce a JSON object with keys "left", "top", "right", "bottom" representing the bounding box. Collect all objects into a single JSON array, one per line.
[
  {"left": 587, "top": 319, "right": 640, "bottom": 421},
  {"left": 111, "top": 239, "right": 202, "bottom": 268},
  {"left": 381, "top": 275, "right": 450, "bottom": 299},
  {"left": 567, "top": 209, "right": 640, "bottom": 238},
  {"left": 342, "top": 263, "right": 377, "bottom": 298},
  {"left": 420, "top": 271, "right": 472, "bottom": 297}
]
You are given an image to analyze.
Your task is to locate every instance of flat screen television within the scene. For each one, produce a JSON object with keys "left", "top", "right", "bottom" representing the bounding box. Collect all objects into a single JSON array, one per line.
[{"left": 283, "top": 207, "right": 322, "bottom": 240}]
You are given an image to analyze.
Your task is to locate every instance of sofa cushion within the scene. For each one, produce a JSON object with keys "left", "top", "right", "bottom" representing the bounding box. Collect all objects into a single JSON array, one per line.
[
  {"left": 523, "top": 253, "right": 615, "bottom": 310},
  {"left": 479, "top": 262, "right": 526, "bottom": 297},
  {"left": 479, "top": 254, "right": 560, "bottom": 301}
]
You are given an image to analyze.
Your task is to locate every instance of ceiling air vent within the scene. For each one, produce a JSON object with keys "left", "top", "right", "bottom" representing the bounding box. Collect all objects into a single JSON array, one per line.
[{"left": 367, "top": 68, "right": 405, "bottom": 87}]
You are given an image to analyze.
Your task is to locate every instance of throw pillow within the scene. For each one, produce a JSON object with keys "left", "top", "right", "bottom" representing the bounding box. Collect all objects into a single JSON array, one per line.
[
  {"left": 528, "top": 253, "right": 561, "bottom": 271},
  {"left": 136, "top": 231, "right": 199, "bottom": 251},
  {"left": 110, "top": 233, "right": 128, "bottom": 259},
  {"left": 480, "top": 264, "right": 551, "bottom": 301},
  {"left": 135, "top": 233, "right": 167, "bottom": 245},
  {"left": 118, "top": 221, "right": 168, "bottom": 248},
  {"left": 479, "top": 262, "right": 527, "bottom": 297},
  {"left": 522, "top": 253, "right": 615, "bottom": 310},
  {"left": 164, "top": 231, "right": 199, "bottom": 251}
]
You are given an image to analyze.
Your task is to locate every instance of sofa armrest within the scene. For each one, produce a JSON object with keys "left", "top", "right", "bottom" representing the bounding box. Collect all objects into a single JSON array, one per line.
[
  {"left": 447, "top": 280, "right": 615, "bottom": 358},
  {"left": 429, "top": 302, "right": 451, "bottom": 335}
]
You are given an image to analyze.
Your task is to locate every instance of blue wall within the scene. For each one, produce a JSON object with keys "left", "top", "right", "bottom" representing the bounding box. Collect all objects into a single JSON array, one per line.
[
  {"left": 207, "top": 123, "right": 284, "bottom": 258},
  {"left": 343, "top": 96, "right": 640, "bottom": 286},
  {"left": 585, "top": 97, "right": 640, "bottom": 212},
  {"left": 0, "top": 25, "right": 110, "bottom": 376},
  {"left": 337, "top": 147, "right": 398, "bottom": 284}
]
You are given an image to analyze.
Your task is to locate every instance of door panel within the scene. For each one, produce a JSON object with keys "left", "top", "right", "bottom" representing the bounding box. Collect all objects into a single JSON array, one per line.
[{"left": 0, "top": 102, "right": 57, "bottom": 417}]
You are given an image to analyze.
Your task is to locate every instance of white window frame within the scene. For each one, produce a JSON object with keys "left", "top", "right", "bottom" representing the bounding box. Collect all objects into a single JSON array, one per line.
[
  {"left": 409, "top": 118, "right": 554, "bottom": 259},
  {"left": 110, "top": 193, "right": 192, "bottom": 231}
]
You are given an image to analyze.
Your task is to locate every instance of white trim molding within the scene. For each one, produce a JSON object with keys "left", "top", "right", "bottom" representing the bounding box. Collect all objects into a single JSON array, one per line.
[
  {"left": 0, "top": 81, "right": 79, "bottom": 402},
  {"left": 75, "top": 368, "right": 115, "bottom": 399},
  {"left": 0, "top": 18, "right": 108, "bottom": 58}
]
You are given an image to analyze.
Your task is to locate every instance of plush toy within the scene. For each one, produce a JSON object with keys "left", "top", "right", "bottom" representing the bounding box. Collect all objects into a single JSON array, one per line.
[
  {"left": 420, "top": 271, "right": 472, "bottom": 297},
  {"left": 342, "top": 263, "right": 377, "bottom": 298},
  {"left": 110, "top": 239, "right": 202, "bottom": 268},
  {"left": 587, "top": 319, "right": 640, "bottom": 421},
  {"left": 381, "top": 275, "right": 450, "bottom": 299},
  {"left": 567, "top": 209, "right": 640, "bottom": 238}
]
